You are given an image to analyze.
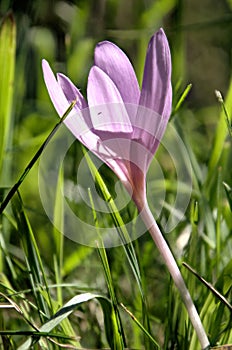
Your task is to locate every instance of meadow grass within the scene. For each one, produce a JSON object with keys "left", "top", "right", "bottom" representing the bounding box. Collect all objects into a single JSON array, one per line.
[{"left": 0, "top": 1, "right": 232, "bottom": 349}]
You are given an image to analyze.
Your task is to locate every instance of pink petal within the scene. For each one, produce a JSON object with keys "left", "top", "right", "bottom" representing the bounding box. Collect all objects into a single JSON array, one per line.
[
  {"left": 42, "top": 60, "right": 96, "bottom": 149},
  {"left": 132, "top": 105, "right": 168, "bottom": 160},
  {"left": 57, "top": 73, "right": 87, "bottom": 110},
  {"left": 87, "top": 66, "right": 133, "bottom": 133},
  {"left": 42, "top": 60, "right": 132, "bottom": 188},
  {"left": 139, "top": 28, "right": 172, "bottom": 120},
  {"left": 42, "top": 59, "right": 71, "bottom": 117},
  {"left": 57, "top": 73, "right": 94, "bottom": 132},
  {"left": 94, "top": 41, "right": 140, "bottom": 104}
]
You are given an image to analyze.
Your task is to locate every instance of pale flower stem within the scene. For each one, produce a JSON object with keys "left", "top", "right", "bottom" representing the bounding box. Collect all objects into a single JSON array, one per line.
[{"left": 139, "top": 201, "right": 210, "bottom": 350}]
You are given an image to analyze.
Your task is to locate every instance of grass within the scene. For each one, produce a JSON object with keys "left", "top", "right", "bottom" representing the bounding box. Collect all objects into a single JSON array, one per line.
[{"left": 0, "top": 1, "right": 232, "bottom": 349}]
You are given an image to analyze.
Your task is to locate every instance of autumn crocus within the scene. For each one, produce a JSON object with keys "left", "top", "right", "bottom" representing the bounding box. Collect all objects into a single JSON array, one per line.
[{"left": 42, "top": 28, "right": 210, "bottom": 349}]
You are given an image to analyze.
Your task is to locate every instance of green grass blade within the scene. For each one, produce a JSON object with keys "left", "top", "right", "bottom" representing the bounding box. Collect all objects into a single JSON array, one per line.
[
  {"left": 96, "top": 248, "right": 125, "bottom": 350},
  {"left": 120, "top": 303, "right": 160, "bottom": 349},
  {"left": 53, "top": 166, "right": 64, "bottom": 306},
  {"left": 0, "top": 100, "right": 76, "bottom": 214},
  {"left": 223, "top": 182, "right": 232, "bottom": 211},
  {"left": 82, "top": 147, "right": 155, "bottom": 348},
  {"left": 0, "top": 226, "right": 17, "bottom": 281},
  {"left": 215, "top": 90, "right": 232, "bottom": 137},
  {"left": 11, "top": 193, "right": 53, "bottom": 320},
  {"left": 17, "top": 292, "right": 106, "bottom": 350},
  {"left": 62, "top": 245, "right": 93, "bottom": 276},
  {"left": 0, "top": 11, "right": 16, "bottom": 283},
  {"left": 88, "top": 188, "right": 125, "bottom": 349},
  {"left": 183, "top": 262, "right": 232, "bottom": 312},
  {"left": 82, "top": 147, "right": 143, "bottom": 296},
  {"left": 0, "top": 12, "right": 16, "bottom": 183},
  {"left": 206, "top": 82, "right": 232, "bottom": 187},
  {"left": 216, "top": 167, "right": 222, "bottom": 273},
  {"left": 174, "top": 118, "right": 203, "bottom": 189},
  {"left": 172, "top": 83, "right": 192, "bottom": 117},
  {"left": 99, "top": 297, "right": 127, "bottom": 350}
]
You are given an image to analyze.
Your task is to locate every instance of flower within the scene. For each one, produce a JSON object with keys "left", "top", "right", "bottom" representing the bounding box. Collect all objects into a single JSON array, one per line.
[
  {"left": 42, "top": 29, "right": 210, "bottom": 349},
  {"left": 42, "top": 28, "right": 172, "bottom": 210}
]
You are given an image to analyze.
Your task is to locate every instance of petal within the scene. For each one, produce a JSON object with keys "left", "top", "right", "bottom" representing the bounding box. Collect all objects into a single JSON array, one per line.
[
  {"left": 139, "top": 28, "right": 172, "bottom": 120},
  {"left": 94, "top": 41, "right": 140, "bottom": 104},
  {"left": 87, "top": 66, "right": 133, "bottom": 133},
  {"left": 42, "top": 59, "right": 71, "bottom": 117},
  {"left": 57, "top": 73, "right": 94, "bottom": 132},
  {"left": 42, "top": 60, "right": 97, "bottom": 149},
  {"left": 57, "top": 73, "right": 87, "bottom": 110},
  {"left": 42, "top": 60, "right": 131, "bottom": 186}
]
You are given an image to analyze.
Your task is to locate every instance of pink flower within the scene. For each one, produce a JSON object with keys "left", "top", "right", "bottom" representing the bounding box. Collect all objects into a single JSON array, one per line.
[
  {"left": 42, "top": 28, "right": 172, "bottom": 210},
  {"left": 42, "top": 29, "right": 210, "bottom": 349}
]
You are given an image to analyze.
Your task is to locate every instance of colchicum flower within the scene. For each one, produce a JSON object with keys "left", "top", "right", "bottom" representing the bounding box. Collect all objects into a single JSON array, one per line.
[{"left": 42, "top": 28, "right": 210, "bottom": 349}]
